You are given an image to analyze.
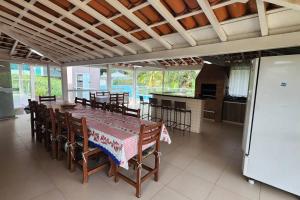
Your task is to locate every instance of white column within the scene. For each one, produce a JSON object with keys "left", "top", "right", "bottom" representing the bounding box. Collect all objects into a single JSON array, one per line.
[
  {"left": 107, "top": 64, "right": 112, "bottom": 92},
  {"left": 133, "top": 67, "right": 137, "bottom": 105},
  {"left": 61, "top": 66, "right": 69, "bottom": 101},
  {"left": 162, "top": 69, "right": 166, "bottom": 92},
  {"left": 18, "top": 64, "right": 23, "bottom": 94},
  {"left": 47, "top": 64, "right": 51, "bottom": 95},
  {"left": 30, "top": 64, "right": 35, "bottom": 99}
]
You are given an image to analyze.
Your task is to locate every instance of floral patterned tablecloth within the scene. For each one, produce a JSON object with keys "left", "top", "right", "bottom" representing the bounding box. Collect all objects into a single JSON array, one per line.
[{"left": 46, "top": 103, "right": 171, "bottom": 169}]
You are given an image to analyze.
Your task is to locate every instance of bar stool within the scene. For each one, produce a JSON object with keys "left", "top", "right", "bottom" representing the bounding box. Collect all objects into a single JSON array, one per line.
[
  {"left": 173, "top": 101, "right": 191, "bottom": 134},
  {"left": 148, "top": 98, "right": 161, "bottom": 122},
  {"left": 139, "top": 96, "right": 149, "bottom": 120},
  {"left": 161, "top": 100, "right": 175, "bottom": 127}
]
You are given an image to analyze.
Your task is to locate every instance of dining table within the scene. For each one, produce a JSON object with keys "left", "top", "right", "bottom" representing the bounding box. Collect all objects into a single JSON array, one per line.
[{"left": 43, "top": 101, "right": 171, "bottom": 173}]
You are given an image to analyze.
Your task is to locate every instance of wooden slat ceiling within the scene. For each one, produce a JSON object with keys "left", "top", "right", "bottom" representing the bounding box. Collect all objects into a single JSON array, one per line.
[{"left": 0, "top": 0, "right": 295, "bottom": 65}]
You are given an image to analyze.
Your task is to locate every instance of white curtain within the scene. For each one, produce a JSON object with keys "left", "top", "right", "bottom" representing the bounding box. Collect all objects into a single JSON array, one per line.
[{"left": 228, "top": 64, "right": 250, "bottom": 97}]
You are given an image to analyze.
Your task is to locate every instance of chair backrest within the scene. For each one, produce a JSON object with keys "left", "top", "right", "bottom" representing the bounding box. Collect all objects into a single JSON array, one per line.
[
  {"left": 137, "top": 122, "right": 162, "bottom": 161},
  {"left": 36, "top": 103, "right": 48, "bottom": 124},
  {"left": 47, "top": 108, "right": 56, "bottom": 136},
  {"left": 68, "top": 116, "right": 89, "bottom": 152},
  {"left": 75, "top": 97, "right": 84, "bottom": 104},
  {"left": 103, "top": 91, "right": 110, "bottom": 96},
  {"left": 149, "top": 98, "right": 158, "bottom": 105},
  {"left": 117, "top": 93, "right": 125, "bottom": 105},
  {"left": 139, "top": 96, "right": 144, "bottom": 102},
  {"left": 123, "top": 92, "right": 129, "bottom": 104},
  {"left": 55, "top": 109, "right": 69, "bottom": 137},
  {"left": 109, "top": 103, "right": 124, "bottom": 113},
  {"left": 84, "top": 98, "right": 92, "bottom": 107},
  {"left": 28, "top": 99, "right": 38, "bottom": 114},
  {"left": 174, "top": 101, "right": 186, "bottom": 110},
  {"left": 93, "top": 101, "right": 106, "bottom": 110},
  {"left": 90, "top": 93, "right": 95, "bottom": 100},
  {"left": 39, "top": 95, "right": 56, "bottom": 102},
  {"left": 161, "top": 100, "right": 172, "bottom": 107},
  {"left": 110, "top": 93, "right": 118, "bottom": 104},
  {"left": 124, "top": 107, "right": 140, "bottom": 118}
]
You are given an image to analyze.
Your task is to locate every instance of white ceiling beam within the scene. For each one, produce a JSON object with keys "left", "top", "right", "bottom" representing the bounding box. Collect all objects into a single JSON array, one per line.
[
  {"left": 0, "top": 13, "right": 92, "bottom": 61},
  {"left": 107, "top": 0, "right": 172, "bottom": 50},
  {"left": 69, "top": 0, "right": 152, "bottom": 52},
  {"left": 0, "top": 51, "right": 58, "bottom": 65},
  {"left": 197, "top": 0, "right": 227, "bottom": 42},
  {"left": 148, "top": 0, "right": 197, "bottom": 46},
  {"left": 264, "top": 0, "right": 300, "bottom": 11},
  {"left": 9, "top": 0, "right": 108, "bottom": 58},
  {"left": 63, "top": 30, "right": 300, "bottom": 66},
  {"left": 11, "top": 0, "right": 37, "bottom": 28},
  {"left": 0, "top": 5, "right": 97, "bottom": 60},
  {"left": 256, "top": 0, "right": 269, "bottom": 36},
  {"left": 10, "top": 40, "right": 18, "bottom": 55},
  {"left": 0, "top": 24, "right": 61, "bottom": 64},
  {"left": 36, "top": 0, "right": 130, "bottom": 56},
  {"left": 25, "top": 50, "right": 32, "bottom": 59}
]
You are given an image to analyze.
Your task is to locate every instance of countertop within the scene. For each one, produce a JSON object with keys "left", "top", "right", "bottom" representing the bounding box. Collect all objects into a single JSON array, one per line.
[{"left": 150, "top": 92, "right": 200, "bottom": 99}]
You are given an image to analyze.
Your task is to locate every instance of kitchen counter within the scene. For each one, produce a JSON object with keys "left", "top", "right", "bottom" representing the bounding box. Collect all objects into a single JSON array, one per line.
[
  {"left": 150, "top": 92, "right": 197, "bottom": 99},
  {"left": 151, "top": 93, "right": 204, "bottom": 133}
]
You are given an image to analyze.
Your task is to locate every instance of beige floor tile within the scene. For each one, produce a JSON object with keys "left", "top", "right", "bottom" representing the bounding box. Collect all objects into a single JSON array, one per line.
[
  {"left": 164, "top": 150, "right": 196, "bottom": 170},
  {"left": 151, "top": 187, "right": 190, "bottom": 200},
  {"left": 207, "top": 186, "right": 251, "bottom": 200},
  {"left": 167, "top": 172, "right": 214, "bottom": 200},
  {"left": 216, "top": 161, "right": 260, "bottom": 200},
  {"left": 260, "top": 184, "right": 298, "bottom": 200},
  {"left": 31, "top": 189, "right": 66, "bottom": 200}
]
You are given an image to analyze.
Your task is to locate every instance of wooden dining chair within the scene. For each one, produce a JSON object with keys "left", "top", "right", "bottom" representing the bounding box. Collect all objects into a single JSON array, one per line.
[
  {"left": 55, "top": 109, "right": 69, "bottom": 160},
  {"left": 123, "top": 92, "right": 129, "bottom": 106},
  {"left": 39, "top": 95, "right": 56, "bottom": 102},
  {"left": 90, "top": 92, "right": 96, "bottom": 101},
  {"left": 95, "top": 91, "right": 104, "bottom": 96},
  {"left": 114, "top": 122, "right": 163, "bottom": 198},
  {"left": 28, "top": 99, "right": 38, "bottom": 138},
  {"left": 45, "top": 108, "right": 57, "bottom": 157},
  {"left": 110, "top": 93, "right": 118, "bottom": 104},
  {"left": 35, "top": 103, "right": 48, "bottom": 143},
  {"left": 117, "top": 93, "right": 125, "bottom": 105},
  {"left": 123, "top": 107, "right": 141, "bottom": 118},
  {"left": 75, "top": 97, "right": 84, "bottom": 104},
  {"left": 109, "top": 103, "right": 125, "bottom": 114},
  {"left": 92, "top": 101, "right": 106, "bottom": 110},
  {"left": 67, "top": 116, "right": 109, "bottom": 183}
]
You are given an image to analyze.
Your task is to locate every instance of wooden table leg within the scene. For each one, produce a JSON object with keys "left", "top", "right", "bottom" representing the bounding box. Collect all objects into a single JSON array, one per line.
[{"left": 108, "top": 157, "right": 116, "bottom": 177}]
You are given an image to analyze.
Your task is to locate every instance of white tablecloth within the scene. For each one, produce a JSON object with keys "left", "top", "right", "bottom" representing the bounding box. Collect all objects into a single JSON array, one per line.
[{"left": 95, "top": 96, "right": 110, "bottom": 103}]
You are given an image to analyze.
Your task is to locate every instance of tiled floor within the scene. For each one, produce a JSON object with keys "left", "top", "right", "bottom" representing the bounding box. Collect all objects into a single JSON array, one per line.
[{"left": 0, "top": 115, "right": 298, "bottom": 200}]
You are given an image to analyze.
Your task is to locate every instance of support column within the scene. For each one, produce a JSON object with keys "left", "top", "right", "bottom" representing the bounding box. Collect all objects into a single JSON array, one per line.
[
  {"left": 107, "top": 64, "right": 112, "bottom": 92},
  {"left": 47, "top": 64, "right": 51, "bottom": 96},
  {"left": 18, "top": 64, "right": 23, "bottom": 94},
  {"left": 133, "top": 67, "right": 137, "bottom": 105},
  {"left": 61, "top": 66, "right": 69, "bottom": 101},
  {"left": 162, "top": 69, "right": 166, "bottom": 92},
  {"left": 30, "top": 64, "right": 35, "bottom": 99}
]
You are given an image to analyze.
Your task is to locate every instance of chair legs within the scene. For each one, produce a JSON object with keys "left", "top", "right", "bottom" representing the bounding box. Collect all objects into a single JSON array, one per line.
[
  {"left": 51, "top": 139, "right": 57, "bottom": 159},
  {"left": 82, "top": 158, "right": 88, "bottom": 183},
  {"left": 136, "top": 166, "right": 142, "bottom": 198}
]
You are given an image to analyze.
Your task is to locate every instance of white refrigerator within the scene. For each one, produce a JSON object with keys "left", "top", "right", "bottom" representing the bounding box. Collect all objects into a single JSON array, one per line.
[
  {"left": 242, "top": 55, "right": 300, "bottom": 196},
  {"left": 0, "top": 61, "right": 14, "bottom": 119}
]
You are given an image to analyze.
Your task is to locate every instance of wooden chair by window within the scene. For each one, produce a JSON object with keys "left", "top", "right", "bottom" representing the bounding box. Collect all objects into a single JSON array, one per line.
[
  {"left": 93, "top": 101, "right": 106, "bottom": 110},
  {"left": 84, "top": 98, "right": 92, "bottom": 107},
  {"left": 55, "top": 109, "right": 69, "bottom": 160},
  {"left": 123, "top": 92, "right": 129, "bottom": 106},
  {"left": 110, "top": 93, "right": 118, "bottom": 104},
  {"left": 39, "top": 95, "right": 56, "bottom": 103},
  {"left": 103, "top": 91, "right": 110, "bottom": 96},
  {"left": 75, "top": 97, "right": 84, "bottom": 104},
  {"left": 90, "top": 93, "right": 95, "bottom": 101},
  {"left": 114, "top": 122, "right": 163, "bottom": 198},
  {"left": 117, "top": 93, "right": 125, "bottom": 105},
  {"left": 67, "top": 116, "right": 109, "bottom": 183},
  {"left": 109, "top": 103, "right": 125, "bottom": 114},
  {"left": 123, "top": 107, "right": 140, "bottom": 118},
  {"left": 28, "top": 99, "right": 38, "bottom": 138}
]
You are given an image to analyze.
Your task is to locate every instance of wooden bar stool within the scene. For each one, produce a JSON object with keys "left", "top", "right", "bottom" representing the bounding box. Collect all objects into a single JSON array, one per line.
[
  {"left": 148, "top": 98, "right": 161, "bottom": 122},
  {"left": 139, "top": 96, "right": 149, "bottom": 120},
  {"left": 173, "top": 101, "right": 191, "bottom": 134},
  {"left": 160, "top": 100, "right": 175, "bottom": 127}
]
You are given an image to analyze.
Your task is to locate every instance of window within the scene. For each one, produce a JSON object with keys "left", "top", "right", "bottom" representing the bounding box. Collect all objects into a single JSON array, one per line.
[
  {"left": 137, "top": 70, "right": 163, "bottom": 101},
  {"left": 228, "top": 65, "right": 250, "bottom": 97},
  {"left": 10, "top": 63, "right": 31, "bottom": 108},
  {"left": 50, "top": 67, "right": 62, "bottom": 97},
  {"left": 34, "top": 65, "right": 49, "bottom": 97},
  {"left": 111, "top": 68, "right": 133, "bottom": 100},
  {"left": 100, "top": 68, "right": 107, "bottom": 91},
  {"left": 164, "top": 70, "right": 200, "bottom": 96}
]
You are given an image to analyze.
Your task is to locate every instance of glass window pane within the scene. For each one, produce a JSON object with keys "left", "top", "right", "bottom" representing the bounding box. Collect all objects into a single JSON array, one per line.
[
  {"left": 111, "top": 68, "right": 133, "bottom": 100},
  {"left": 50, "top": 67, "right": 62, "bottom": 97},
  {"left": 34, "top": 65, "right": 49, "bottom": 97},
  {"left": 137, "top": 71, "right": 163, "bottom": 101},
  {"left": 164, "top": 70, "right": 200, "bottom": 96},
  {"left": 100, "top": 68, "right": 107, "bottom": 91}
]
